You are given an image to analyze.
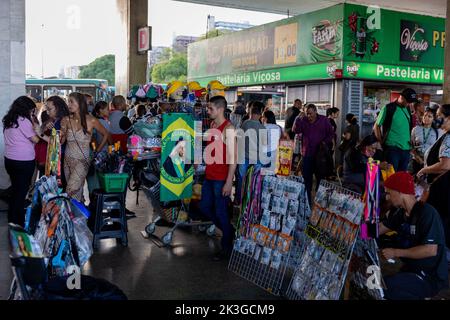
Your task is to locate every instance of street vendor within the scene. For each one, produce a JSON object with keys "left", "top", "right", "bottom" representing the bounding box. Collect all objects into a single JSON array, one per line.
[{"left": 378, "top": 172, "right": 448, "bottom": 300}]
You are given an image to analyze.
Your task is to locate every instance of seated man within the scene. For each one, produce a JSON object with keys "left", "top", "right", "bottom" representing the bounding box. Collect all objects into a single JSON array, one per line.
[{"left": 379, "top": 172, "right": 448, "bottom": 300}]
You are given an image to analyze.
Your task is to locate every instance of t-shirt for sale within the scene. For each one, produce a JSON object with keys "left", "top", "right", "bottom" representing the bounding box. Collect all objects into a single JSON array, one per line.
[
  {"left": 383, "top": 202, "right": 449, "bottom": 292},
  {"left": 4, "top": 117, "right": 36, "bottom": 161}
]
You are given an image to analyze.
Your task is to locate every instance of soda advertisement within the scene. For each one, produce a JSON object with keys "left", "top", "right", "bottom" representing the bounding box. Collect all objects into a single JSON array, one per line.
[
  {"left": 344, "top": 4, "right": 445, "bottom": 68},
  {"left": 188, "top": 5, "right": 344, "bottom": 81}
]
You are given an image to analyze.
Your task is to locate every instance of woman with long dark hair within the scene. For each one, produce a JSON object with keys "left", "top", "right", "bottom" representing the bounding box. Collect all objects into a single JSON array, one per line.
[
  {"left": 92, "top": 101, "right": 112, "bottom": 153},
  {"left": 60, "top": 92, "right": 109, "bottom": 201},
  {"left": 39, "top": 96, "right": 70, "bottom": 187},
  {"left": 418, "top": 104, "right": 450, "bottom": 248},
  {"left": 45, "top": 95, "right": 70, "bottom": 130},
  {"left": 2, "top": 96, "right": 40, "bottom": 226}
]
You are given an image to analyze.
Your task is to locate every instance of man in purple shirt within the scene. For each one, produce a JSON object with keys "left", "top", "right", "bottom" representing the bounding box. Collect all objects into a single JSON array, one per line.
[{"left": 293, "top": 104, "right": 334, "bottom": 203}]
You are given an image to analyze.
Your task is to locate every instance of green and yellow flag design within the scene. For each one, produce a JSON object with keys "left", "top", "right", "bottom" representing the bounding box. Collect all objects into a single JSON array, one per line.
[{"left": 160, "top": 113, "right": 195, "bottom": 201}]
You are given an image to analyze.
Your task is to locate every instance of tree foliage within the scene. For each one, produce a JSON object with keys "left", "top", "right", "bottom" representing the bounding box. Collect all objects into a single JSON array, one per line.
[
  {"left": 197, "top": 29, "right": 232, "bottom": 41},
  {"left": 150, "top": 49, "right": 187, "bottom": 84},
  {"left": 79, "top": 54, "right": 115, "bottom": 86}
]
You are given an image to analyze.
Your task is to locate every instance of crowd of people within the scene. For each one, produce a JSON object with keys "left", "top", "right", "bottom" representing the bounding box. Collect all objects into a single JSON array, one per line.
[{"left": 2, "top": 85, "right": 450, "bottom": 299}]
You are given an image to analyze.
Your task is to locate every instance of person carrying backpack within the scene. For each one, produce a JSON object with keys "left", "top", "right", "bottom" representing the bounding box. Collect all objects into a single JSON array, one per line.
[{"left": 374, "top": 88, "right": 417, "bottom": 172}]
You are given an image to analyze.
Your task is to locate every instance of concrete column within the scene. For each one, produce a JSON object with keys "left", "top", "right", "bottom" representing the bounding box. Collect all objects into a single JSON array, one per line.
[
  {"left": 115, "top": 0, "right": 148, "bottom": 96},
  {"left": 0, "top": 0, "right": 26, "bottom": 189},
  {"left": 443, "top": 0, "right": 450, "bottom": 103}
]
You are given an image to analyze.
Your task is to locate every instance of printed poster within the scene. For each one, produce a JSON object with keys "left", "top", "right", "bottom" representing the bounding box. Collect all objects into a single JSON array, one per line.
[{"left": 160, "top": 113, "right": 195, "bottom": 201}]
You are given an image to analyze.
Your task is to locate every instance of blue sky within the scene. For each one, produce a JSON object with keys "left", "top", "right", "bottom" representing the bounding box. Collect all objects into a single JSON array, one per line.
[{"left": 26, "top": 0, "right": 283, "bottom": 77}]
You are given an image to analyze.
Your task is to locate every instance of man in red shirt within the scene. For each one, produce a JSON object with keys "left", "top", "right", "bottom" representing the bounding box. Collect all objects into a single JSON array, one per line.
[{"left": 200, "top": 96, "right": 237, "bottom": 261}]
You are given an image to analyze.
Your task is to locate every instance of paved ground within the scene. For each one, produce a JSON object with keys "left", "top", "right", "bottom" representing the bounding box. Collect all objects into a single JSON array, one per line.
[
  {"left": 1, "top": 189, "right": 449, "bottom": 300},
  {"left": 0, "top": 190, "right": 274, "bottom": 300}
]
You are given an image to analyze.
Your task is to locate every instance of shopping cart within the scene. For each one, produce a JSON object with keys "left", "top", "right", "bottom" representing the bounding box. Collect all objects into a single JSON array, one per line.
[{"left": 128, "top": 151, "right": 215, "bottom": 246}]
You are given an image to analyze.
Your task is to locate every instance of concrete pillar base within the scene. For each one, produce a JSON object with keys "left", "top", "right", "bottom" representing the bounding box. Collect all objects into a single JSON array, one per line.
[{"left": 115, "top": 0, "right": 148, "bottom": 97}]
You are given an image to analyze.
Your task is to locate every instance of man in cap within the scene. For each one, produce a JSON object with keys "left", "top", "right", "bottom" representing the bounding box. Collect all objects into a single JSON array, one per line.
[
  {"left": 374, "top": 88, "right": 418, "bottom": 171},
  {"left": 378, "top": 172, "right": 448, "bottom": 300}
]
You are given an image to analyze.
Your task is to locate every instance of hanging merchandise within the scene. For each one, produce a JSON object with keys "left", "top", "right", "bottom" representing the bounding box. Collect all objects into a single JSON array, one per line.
[
  {"left": 127, "top": 85, "right": 140, "bottom": 100},
  {"left": 166, "top": 81, "right": 187, "bottom": 101},
  {"left": 229, "top": 169, "right": 311, "bottom": 296},
  {"left": 26, "top": 175, "right": 93, "bottom": 277},
  {"left": 361, "top": 159, "right": 380, "bottom": 240},
  {"left": 286, "top": 180, "right": 363, "bottom": 300},
  {"left": 45, "top": 128, "right": 62, "bottom": 182},
  {"left": 187, "top": 81, "right": 207, "bottom": 99},
  {"left": 274, "top": 140, "right": 294, "bottom": 176},
  {"left": 207, "top": 80, "right": 227, "bottom": 98},
  {"left": 135, "top": 85, "right": 147, "bottom": 98}
]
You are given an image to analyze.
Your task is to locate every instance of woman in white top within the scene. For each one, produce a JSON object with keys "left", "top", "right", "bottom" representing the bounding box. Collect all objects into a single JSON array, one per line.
[
  {"left": 411, "top": 108, "right": 442, "bottom": 174},
  {"left": 261, "top": 110, "right": 283, "bottom": 170}
]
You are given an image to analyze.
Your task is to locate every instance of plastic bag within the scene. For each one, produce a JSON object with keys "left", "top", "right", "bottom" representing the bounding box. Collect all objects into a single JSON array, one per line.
[
  {"left": 71, "top": 213, "right": 93, "bottom": 267},
  {"left": 133, "top": 118, "right": 162, "bottom": 138}
]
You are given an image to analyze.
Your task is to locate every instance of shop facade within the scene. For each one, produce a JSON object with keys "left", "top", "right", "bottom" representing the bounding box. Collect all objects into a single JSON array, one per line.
[{"left": 187, "top": 3, "right": 446, "bottom": 136}]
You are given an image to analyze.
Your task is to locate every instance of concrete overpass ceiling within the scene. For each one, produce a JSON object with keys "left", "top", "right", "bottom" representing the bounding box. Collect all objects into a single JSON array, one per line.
[{"left": 174, "top": 0, "right": 447, "bottom": 17}]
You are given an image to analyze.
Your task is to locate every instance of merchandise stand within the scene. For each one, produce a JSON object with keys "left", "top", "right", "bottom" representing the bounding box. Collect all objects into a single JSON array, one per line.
[
  {"left": 286, "top": 180, "right": 364, "bottom": 300},
  {"left": 228, "top": 168, "right": 311, "bottom": 296}
]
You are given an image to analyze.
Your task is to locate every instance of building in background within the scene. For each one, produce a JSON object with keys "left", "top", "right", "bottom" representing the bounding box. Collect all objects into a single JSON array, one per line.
[
  {"left": 207, "top": 15, "right": 254, "bottom": 32},
  {"left": 173, "top": 35, "right": 198, "bottom": 53},
  {"left": 149, "top": 46, "right": 170, "bottom": 67},
  {"left": 64, "top": 66, "right": 80, "bottom": 79}
]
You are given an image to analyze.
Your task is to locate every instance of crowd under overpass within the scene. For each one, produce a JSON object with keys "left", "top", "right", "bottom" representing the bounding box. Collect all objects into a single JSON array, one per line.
[{"left": 1, "top": 0, "right": 450, "bottom": 187}]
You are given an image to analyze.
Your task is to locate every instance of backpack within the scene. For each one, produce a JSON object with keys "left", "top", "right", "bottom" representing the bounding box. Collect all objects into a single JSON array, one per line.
[{"left": 380, "top": 102, "right": 413, "bottom": 145}]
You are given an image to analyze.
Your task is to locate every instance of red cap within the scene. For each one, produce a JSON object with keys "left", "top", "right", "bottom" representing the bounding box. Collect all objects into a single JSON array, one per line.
[{"left": 384, "top": 171, "right": 415, "bottom": 195}]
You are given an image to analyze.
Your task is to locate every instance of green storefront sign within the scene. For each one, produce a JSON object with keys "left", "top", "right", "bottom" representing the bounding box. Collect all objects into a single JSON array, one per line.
[
  {"left": 343, "top": 4, "right": 445, "bottom": 68},
  {"left": 344, "top": 62, "right": 444, "bottom": 84},
  {"left": 188, "top": 4, "right": 446, "bottom": 85},
  {"left": 195, "top": 62, "right": 341, "bottom": 87}
]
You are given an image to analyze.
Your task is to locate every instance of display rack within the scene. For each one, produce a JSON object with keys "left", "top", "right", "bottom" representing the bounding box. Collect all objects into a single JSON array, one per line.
[
  {"left": 228, "top": 169, "right": 310, "bottom": 296},
  {"left": 347, "top": 238, "right": 384, "bottom": 300},
  {"left": 286, "top": 180, "right": 364, "bottom": 300}
]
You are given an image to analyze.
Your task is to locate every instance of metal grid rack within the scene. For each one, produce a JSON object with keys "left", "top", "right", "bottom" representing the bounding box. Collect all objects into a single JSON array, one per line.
[
  {"left": 347, "top": 238, "right": 385, "bottom": 300},
  {"left": 228, "top": 247, "right": 290, "bottom": 296},
  {"left": 286, "top": 175, "right": 311, "bottom": 271},
  {"left": 285, "top": 180, "right": 363, "bottom": 300},
  {"left": 228, "top": 172, "right": 311, "bottom": 296}
]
